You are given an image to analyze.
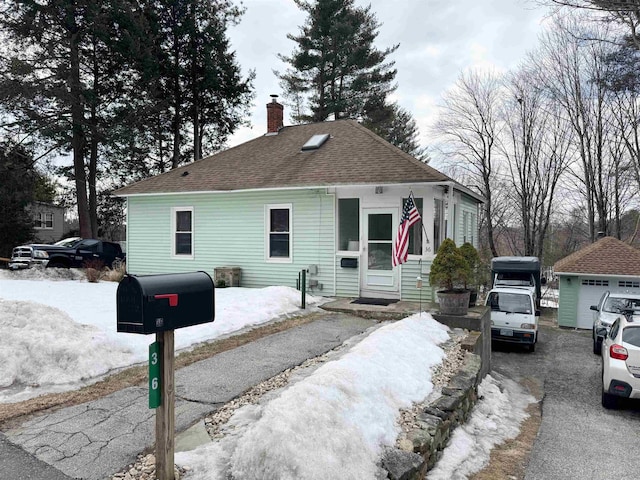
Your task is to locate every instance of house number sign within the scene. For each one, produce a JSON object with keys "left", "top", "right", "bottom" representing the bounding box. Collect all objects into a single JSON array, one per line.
[{"left": 149, "top": 341, "right": 161, "bottom": 408}]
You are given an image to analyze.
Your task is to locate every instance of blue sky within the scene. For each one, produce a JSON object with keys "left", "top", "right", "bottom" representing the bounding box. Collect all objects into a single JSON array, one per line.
[{"left": 226, "top": 0, "right": 550, "bottom": 149}]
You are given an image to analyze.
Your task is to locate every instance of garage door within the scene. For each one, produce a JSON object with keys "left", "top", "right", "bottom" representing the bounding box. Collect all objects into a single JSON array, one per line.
[{"left": 576, "top": 278, "right": 610, "bottom": 329}]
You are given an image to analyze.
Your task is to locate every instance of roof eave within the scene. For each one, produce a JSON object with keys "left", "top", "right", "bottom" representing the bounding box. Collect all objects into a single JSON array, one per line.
[{"left": 113, "top": 180, "right": 483, "bottom": 199}]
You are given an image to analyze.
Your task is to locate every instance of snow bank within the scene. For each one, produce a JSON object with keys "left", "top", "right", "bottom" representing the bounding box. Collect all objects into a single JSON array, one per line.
[
  {"left": 0, "top": 299, "right": 133, "bottom": 389},
  {"left": 426, "top": 372, "right": 535, "bottom": 479},
  {"left": 0, "top": 274, "right": 321, "bottom": 403},
  {"left": 177, "top": 313, "right": 451, "bottom": 480}
]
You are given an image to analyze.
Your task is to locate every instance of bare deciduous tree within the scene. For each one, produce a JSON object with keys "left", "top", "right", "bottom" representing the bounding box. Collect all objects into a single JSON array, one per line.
[
  {"left": 534, "top": 15, "right": 621, "bottom": 241},
  {"left": 433, "top": 70, "right": 503, "bottom": 256},
  {"left": 501, "top": 68, "right": 574, "bottom": 258}
]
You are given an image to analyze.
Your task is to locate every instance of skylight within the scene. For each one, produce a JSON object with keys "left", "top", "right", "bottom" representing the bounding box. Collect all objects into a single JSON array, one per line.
[{"left": 301, "top": 134, "right": 330, "bottom": 151}]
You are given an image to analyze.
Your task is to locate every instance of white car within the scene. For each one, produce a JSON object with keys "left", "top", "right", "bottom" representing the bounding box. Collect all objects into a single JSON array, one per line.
[
  {"left": 601, "top": 312, "right": 640, "bottom": 409},
  {"left": 486, "top": 287, "right": 539, "bottom": 352},
  {"left": 591, "top": 292, "right": 640, "bottom": 355}
]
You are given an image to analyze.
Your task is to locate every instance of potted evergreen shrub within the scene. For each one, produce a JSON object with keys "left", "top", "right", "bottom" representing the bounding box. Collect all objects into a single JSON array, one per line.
[
  {"left": 429, "top": 238, "right": 471, "bottom": 315},
  {"left": 459, "top": 242, "right": 481, "bottom": 307}
]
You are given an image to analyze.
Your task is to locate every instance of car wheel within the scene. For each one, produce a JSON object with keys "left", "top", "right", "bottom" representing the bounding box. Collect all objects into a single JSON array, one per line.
[
  {"left": 526, "top": 342, "right": 535, "bottom": 353},
  {"left": 593, "top": 337, "right": 602, "bottom": 355}
]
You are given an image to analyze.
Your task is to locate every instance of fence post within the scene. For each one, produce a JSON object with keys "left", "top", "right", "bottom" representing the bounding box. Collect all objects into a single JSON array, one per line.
[{"left": 301, "top": 269, "right": 306, "bottom": 309}]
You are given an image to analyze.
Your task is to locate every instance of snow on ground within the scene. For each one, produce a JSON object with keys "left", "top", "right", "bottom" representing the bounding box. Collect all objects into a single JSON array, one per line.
[
  {"left": 0, "top": 269, "right": 322, "bottom": 403},
  {"left": 176, "top": 315, "right": 536, "bottom": 480},
  {"left": 426, "top": 373, "right": 535, "bottom": 479},
  {"left": 1, "top": 268, "right": 537, "bottom": 479},
  {"left": 541, "top": 287, "right": 559, "bottom": 308},
  {"left": 177, "top": 313, "right": 451, "bottom": 480}
]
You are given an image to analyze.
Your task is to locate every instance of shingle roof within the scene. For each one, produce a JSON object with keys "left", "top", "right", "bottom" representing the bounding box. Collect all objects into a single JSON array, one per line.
[
  {"left": 554, "top": 236, "right": 640, "bottom": 276},
  {"left": 114, "top": 120, "right": 455, "bottom": 196}
]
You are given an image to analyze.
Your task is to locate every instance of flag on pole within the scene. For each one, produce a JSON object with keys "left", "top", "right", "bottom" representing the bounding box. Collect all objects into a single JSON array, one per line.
[{"left": 392, "top": 196, "right": 421, "bottom": 267}]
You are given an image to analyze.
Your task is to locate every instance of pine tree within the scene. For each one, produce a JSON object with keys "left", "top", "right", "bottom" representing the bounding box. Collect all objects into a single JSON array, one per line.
[
  {"left": 361, "top": 95, "right": 427, "bottom": 160},
  {"left": 0, "top": 0, "right": 138, "bottom": 238},
  {"left": 131, "top": 0, "right": 254, "bottom": 168},
  {"left": 278, "top": 0, "right": 398, "bottom": 123},
  {"left": 0, "top": 143, "right": 37, "bottom": 257}
]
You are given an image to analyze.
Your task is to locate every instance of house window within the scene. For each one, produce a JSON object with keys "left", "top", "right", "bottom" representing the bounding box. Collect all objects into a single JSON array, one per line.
[
  {"left": 434, "top": 198, "right": 445, "bottom": 252},
  {"left": 463, "top": 211, "right": 469, "bottom": 243},
  {"left": 267, "top": 204, "right": 292, "bottom": 261},
  {"left": 338, "top": 198, "right": 359, "bottom": 251},
  {"left": 34, "top": 212, "right": 53, "bottom": 229},
  {"left": 581, "top": 279, "right": 609, "bottom": 286},
  {"left": 403, "top": 197, "right": 423, "bottom": 255},
  {"left": 619, "top": 281, "right": 640, "bottom": 288},
  {"left": 172, "top": 207, "right": 193, "bottom": 257},
  {"left": 470, "top": 212, "right": 475, "bottom": 245}
]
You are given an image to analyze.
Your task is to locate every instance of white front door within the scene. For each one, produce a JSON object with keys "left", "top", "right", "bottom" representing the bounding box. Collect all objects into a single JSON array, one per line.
[{"left": 360, "top": 208, "right": 399, "bottom": 298}]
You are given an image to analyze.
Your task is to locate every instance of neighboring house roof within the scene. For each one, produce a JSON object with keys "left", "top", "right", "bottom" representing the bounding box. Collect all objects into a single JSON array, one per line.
[
  {"left": 554, "top": 236, "right": 640, "bottom": 276},
  {"left": 31, "top": 201, "right": 64, "bottom": 210},
  {"left": 114, "top": 119, "right": 480, "bottom": 200}
]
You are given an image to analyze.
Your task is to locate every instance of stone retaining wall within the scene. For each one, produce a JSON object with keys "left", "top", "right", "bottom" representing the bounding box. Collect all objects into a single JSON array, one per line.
[{"left": 381, "top": 337, "right": 484, "bottom": 480}]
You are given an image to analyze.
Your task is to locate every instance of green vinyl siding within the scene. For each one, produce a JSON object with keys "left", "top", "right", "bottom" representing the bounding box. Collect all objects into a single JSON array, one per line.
[
  {"left": 127, "top": 189, "right": 335, "bottom": 295},
  {"left": 336, "top": 256, "right": 359, "bottom": 297},
  {"left": 401, "top": 259, "right": 434, "bottom": 302},
  {"left": 557, "top": 275, "right": 579, "bottom": 328}
]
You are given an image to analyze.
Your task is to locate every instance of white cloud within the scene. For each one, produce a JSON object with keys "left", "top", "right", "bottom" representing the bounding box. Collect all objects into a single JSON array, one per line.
[{"left": 225, "top": 0, "right": 549, "bottom": 150}]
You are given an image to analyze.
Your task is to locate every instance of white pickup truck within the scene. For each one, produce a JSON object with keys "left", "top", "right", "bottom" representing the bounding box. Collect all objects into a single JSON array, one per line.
[{"left": 486, "top": 286, "right": 540, "bottom": 352}]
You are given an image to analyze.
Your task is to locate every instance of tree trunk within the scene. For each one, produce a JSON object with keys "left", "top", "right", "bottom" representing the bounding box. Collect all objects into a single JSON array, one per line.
[
  {"left": 171, "top": 5, "right": 181, "bottom": 170},
  {"left": 69, "top": 23, "right": 90, "bottom": 238},
  {"left": 190, "top": 2, "right": 200, "bottom": 162},
  {"left": 89, "top": 103, "right": 99, "bottom": 238},
  {"left": 88, "top": 41, "right": 100, "bottom": 238}
]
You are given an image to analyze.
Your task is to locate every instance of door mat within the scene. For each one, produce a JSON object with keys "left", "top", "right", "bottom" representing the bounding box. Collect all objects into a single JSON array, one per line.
[{"left": 351, "top": 298, "right": 399, "bottom": 306}]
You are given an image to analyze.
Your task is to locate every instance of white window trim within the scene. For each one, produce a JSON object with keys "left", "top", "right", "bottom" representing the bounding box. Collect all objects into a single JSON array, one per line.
[
  {"left": 171, "top": 206, "right": 194, "bottom": 259},
  {"left": 265, "top": 203, "right": 293, "bottom": 263}
]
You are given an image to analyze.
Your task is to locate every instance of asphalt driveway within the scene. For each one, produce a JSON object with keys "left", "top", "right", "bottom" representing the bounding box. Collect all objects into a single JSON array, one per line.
[{"left": 492, "top": 325, "right": 640, "bottom": 480}]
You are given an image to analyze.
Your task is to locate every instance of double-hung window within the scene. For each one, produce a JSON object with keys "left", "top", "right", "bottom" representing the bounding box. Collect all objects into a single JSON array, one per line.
[
  {"left": 462, "top": 211, "right": 469, "bottom": 243},
  {"left": 267, "top": 204, "right": 292, "bottom": 261},
  {"left": 434, "top": 198, "right": 445, "bottom": 252},
  {"left": 34, "top": 212, "right": 53, "bottom": 229},
  {"left": 172, "top": 207, "right": 193, "bottom": 258}
]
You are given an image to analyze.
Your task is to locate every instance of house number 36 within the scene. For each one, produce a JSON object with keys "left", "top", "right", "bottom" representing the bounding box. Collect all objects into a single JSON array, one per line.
[{"left": 149, "top": 342, "right": 161, "bottom": 409}]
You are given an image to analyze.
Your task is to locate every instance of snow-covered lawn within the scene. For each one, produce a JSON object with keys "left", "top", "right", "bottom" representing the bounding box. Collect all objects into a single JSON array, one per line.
[
  {"left": 0, "top": 268, "right": 323, "bottom": 403},
  {"left": 0, "top": 268, "right": 536, "bottom": 479}
]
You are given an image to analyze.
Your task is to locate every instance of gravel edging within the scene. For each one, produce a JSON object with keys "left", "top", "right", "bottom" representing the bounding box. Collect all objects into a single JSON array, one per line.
[{"left": 110, "top": 330, "right": 472, "bottom": 480}]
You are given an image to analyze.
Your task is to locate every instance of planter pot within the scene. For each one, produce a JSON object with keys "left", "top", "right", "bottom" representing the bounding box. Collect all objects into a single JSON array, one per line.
[
  {"left": 437, "top": 290, "right": 471, "bottom": 316},
  {"left": 468, "top": 289, "right": 478, "bottom": 307}
]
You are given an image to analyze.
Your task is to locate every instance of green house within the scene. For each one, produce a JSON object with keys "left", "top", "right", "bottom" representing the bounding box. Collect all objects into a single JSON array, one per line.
[{"left": 114, "top": 98, "right": 483, "bottom": 301}]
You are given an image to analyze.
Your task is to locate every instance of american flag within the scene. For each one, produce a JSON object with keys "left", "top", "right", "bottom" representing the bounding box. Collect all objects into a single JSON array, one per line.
[{"left": 392, "top": 196, "right": 421, "bottom": 267}]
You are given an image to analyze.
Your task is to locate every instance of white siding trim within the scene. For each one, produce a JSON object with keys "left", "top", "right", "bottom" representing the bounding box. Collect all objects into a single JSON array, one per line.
[{"left": 116, "top": 182, "right": 484, "bottom": 203}]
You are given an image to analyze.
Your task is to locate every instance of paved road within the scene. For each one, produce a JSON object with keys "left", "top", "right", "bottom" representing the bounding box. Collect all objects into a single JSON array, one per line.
[
  {"left": 1, "top": 312, "right": 376, "bottom": 480},
  {"left": 492, "top": 326, "right": 640, "bottom": 480}
]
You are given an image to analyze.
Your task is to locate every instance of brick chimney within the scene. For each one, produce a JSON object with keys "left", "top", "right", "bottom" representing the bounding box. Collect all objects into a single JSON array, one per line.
[{"left": 266, "top": 94, "right": 284, "bottom": 133}]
